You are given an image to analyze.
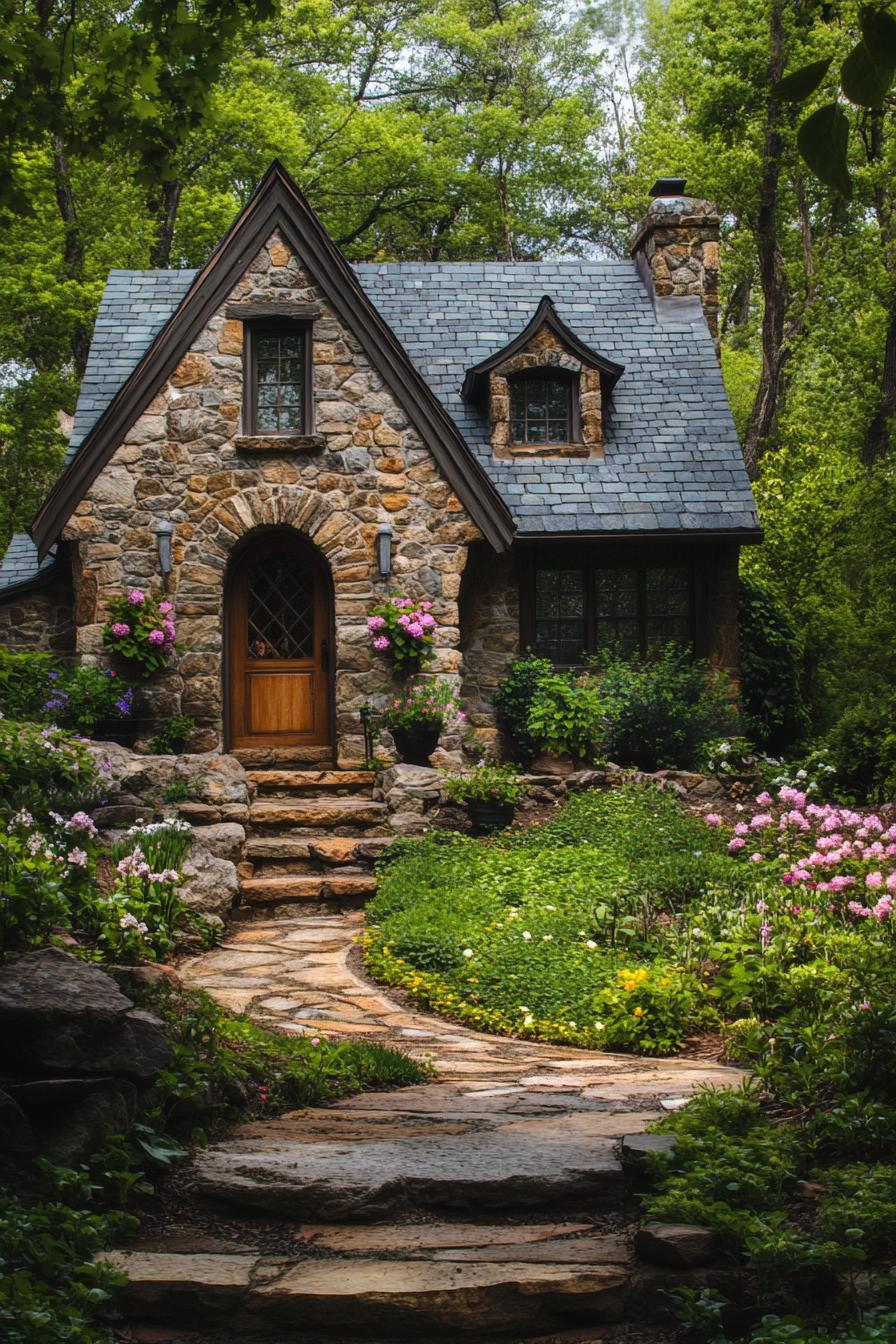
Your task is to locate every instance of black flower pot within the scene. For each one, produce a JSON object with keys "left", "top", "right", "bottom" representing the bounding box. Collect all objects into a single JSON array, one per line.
[
  {"left": 391, "top": 724, "right": 440, "bottom": 766},
  {"left": 466, "top": 799, "right": 516, "bottom": 834},
  {"left": 93, "top": 717, "right": 137, "bottom": 747}
]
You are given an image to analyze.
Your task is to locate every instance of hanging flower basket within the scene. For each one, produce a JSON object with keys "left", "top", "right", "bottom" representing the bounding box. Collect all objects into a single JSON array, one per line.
[
  {"left": 102, "top": 589, "right": 177, "bottom": 676},
  {"left": 367, "top": 596, "right": 437, "bottom": 678}
]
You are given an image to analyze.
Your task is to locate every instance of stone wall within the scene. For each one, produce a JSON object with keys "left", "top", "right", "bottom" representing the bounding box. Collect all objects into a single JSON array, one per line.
[
  {"left": 459, "top": 542, "right": 520, "bottom": 754},
  {"left": 0, "top": 559, "right": 75, "bottom": 655},
  {"left": 61, "top": 232, "right": 481, "bottom": 764}
]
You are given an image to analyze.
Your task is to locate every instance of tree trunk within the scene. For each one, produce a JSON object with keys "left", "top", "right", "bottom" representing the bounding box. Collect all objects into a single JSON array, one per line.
[
  {"left": 743, "top": 0, "right": 789, "bottom": 481},
  {"left": 863, "top": 289, "right": 896, "bottom": 466},
  {"left": 50, "top": 135, "right": 91, "bottom": 377},
  {"left": 148, "top": 178, "right": 183, "bottom": 268}
]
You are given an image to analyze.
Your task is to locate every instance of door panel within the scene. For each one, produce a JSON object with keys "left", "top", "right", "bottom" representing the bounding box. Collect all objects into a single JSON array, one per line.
[{"left": 227, "top": 534, "right": 331, "bottom": 749}]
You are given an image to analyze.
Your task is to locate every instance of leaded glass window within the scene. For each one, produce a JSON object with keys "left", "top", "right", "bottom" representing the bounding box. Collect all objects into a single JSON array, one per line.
[
  {"left": 246, "top": 558, "right": 314, "bottom": 659},
  {"left": 510, "top": 375, "right": 572, "bottom": 444},
  {"left": 529, "top": 563, "right": 693, "bottom": 661},
  {"left": 252, "top": 329, "right": 306, "bottom": 433}
]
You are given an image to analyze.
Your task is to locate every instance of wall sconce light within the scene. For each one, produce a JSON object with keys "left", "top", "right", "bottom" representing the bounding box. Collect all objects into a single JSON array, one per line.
[
  {"left": 152, "top": 520, "right": 174, "bottom": 587},
  {"left": 375, "top": 522, "right": 393, "bottom": 578}
]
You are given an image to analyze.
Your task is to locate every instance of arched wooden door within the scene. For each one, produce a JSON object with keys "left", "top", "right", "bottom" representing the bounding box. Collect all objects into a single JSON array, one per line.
[{"left": 226, "top": 532, "right": 332, "bottom": 750}]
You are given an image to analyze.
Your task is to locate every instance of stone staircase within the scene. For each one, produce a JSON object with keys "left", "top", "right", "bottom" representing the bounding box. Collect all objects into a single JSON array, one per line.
[{"left": 238, "top": 769, "right": 391, "bottom": 911}]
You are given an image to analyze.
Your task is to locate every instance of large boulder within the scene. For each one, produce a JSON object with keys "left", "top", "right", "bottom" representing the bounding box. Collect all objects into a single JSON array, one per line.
[
  {"left": 85, "top": 745, "right": 250, "bottom": 823},
  {"left": 0, "top": 947, "right": 172, "bottom": 1082},
  {"left": 179, "top": 845, "right": 241, "bottom": 920}
]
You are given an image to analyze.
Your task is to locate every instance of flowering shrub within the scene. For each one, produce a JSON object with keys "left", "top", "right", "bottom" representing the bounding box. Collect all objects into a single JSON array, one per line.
[
  {"left": 0, "top": 805, "right": 99, "bottom": 953},
  {"left": 442, "top": 761, "right": 528, "bottom": 807},
  {"left": 697, "top": 735, "right": 757, "bottom": 776},
  {"left": 367, "top": 595, "right": 436, "bottom": 676},
  {"left": 43, "top": 665, "right": 135, "bottom": 736},
  {"left": 96, "top": 818, "right": 196, "bottom": 961},
  {"left": 712, "top": 785, "right": 896, "bottom": 917},
  {"left": 102, "top": 589, "right": 177, "bottom": 675},
  {"left": 381, "top": 678, "right": 460, "bottom": 731}
]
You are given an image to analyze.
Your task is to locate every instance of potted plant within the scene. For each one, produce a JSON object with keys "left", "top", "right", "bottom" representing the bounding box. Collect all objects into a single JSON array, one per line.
[
  {"left": 367, "top": 596, "right": 437, "bottom": 677},
  {"left": 443, "top": 761, "right": 529, "bottom": 832},
  {"left": 382, "top": 679, "right": 459, "bottom": 766},
  {"left": 102, "top": 589, "right": 177, "bottom": 676},
  {"left": 526, "top": 671, "right": 604, "bottom": 774}
]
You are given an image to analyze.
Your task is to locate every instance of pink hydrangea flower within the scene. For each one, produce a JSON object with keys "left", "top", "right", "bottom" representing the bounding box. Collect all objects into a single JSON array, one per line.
[
  {"left": 756, "top": 791, "right": 773, "bottom": 806},
  {"left": 865, "top": 871, "right": 884, "bottom": 890},
  {"left": 111, "top": 622, "right": 131, "bottom": 637},
  {"left": 373, "top": 636, "right": 390, "bottom": 651},
  {"left": 147, "top": 629, "right": 166, "bottom": 645},
  {"left": 406, "top": 622, "right": 424, "bottom": 639},
  {"left": 367, "top": 615, "right": 386, "bottom": 632},
  {"left": 704, "top": 813, "right": 723, "bottom": 827},
  {"left": 159, "top": 601, "right": 173, "bottom": 614},
  {"left": 749, "top": 852, "right": 764, "bottom": 863},
  {"left": 728, "top": 837, "right": 745, "bottom": 853},
  {"left": 127, "top": 589, "right": 145, "bottom": 605}
]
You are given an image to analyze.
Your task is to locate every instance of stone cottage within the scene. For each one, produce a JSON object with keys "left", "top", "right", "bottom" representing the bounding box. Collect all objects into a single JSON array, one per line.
[{"left": 0, "top": 163, "right": 759, "bottom": 765}]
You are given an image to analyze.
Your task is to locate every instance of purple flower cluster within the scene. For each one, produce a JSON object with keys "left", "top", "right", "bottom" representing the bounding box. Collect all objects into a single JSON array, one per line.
[{"left": 367, "top": 596, "right": 437, "bottom": 673}]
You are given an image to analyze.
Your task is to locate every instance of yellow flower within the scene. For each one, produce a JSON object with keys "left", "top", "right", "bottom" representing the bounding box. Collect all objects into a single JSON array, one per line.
[{"left": 633, "top": 1006, "right": 644, "bottom": 1017}]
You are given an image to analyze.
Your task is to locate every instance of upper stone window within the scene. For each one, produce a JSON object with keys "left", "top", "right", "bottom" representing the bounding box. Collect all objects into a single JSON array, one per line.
[
  {"left": 510, "top": 372, "right": 575, "bottom": 446},
  {"left": 245, "top": 323, "right": 312, "bottom": 436},
  {"left": 461, "top": 296, "right": 623, "bottom": 462}
]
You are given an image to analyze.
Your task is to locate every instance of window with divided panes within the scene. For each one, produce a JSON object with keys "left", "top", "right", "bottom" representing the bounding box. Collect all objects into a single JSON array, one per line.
[
  {"left": 510, "top": 374, "right": 573, "bottom": 445},
  {"left": 248, "top": 326, "right": 309, "bottom": 434},
  {"left": 530, "top": 563, "right": 693, "bottom": 662},
  {"left": 246, "top": 557, "right": 314, "bottom": 660}
]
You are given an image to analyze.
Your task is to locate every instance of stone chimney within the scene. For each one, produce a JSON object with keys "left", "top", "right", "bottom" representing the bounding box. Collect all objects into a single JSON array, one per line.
[{"left": 631, "top": 178, "right": 721, "bottom": 349}]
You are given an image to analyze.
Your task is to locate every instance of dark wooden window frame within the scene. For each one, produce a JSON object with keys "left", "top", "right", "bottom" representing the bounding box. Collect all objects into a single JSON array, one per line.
[
  {"left": 243, "top": 318, "right": 314, "bottom": 436},
  {"left": 519, "top": 545, "right": 697, "bottom": 664},
  {"left": 507, "top": 367, "right": 580, "bottom": 446}
]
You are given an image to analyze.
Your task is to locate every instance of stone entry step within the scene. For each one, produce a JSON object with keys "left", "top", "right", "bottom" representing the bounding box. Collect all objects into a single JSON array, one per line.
[
  {"left": 190, "top": 1107, "right": 625, "bottom": 1221},
  {"left": 249, "top": 798, "right": 389, "bottom": 833},
  {"left": 108, "top": 1240, "right": 629, "bottom": 1338},
  {"left": 248, "top": 770, "right": 377, "bottom": 797},
  {"left": 244, "top": 835, "right": 393, "bottom": 867},
  {"left": 240, "top": 874, "right": 377, "bottom": 905}
]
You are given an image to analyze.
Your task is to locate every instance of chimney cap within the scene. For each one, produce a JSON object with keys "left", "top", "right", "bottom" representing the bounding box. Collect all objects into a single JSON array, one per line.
[{"left": 650, "top": 177, "right": 687, "bottom": 198}]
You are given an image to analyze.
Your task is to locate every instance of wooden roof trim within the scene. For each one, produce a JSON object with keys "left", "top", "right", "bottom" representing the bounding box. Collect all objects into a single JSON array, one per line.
[
  {"left": 461, "top": 295, "right": 625, "bottom": 403},
  {"left": 32, "top": 161, "right": 514, "bottom": 556}
]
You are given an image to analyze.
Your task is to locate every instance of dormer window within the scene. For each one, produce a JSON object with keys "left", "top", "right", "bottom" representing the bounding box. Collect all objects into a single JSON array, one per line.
[
  {"left": 510, "top": 373, "right": 575, "bottom": 446},
  {"left": 244, "top": 322, "right": 312, "bottom": 436},
  {"left": 461, "top": 296, "right": 623, "bottom": 463}
]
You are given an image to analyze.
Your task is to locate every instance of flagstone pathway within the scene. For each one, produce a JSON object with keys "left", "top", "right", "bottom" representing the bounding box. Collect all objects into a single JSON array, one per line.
[{"left": 112, "top": 907, "right": 742, "bottom": 1343}]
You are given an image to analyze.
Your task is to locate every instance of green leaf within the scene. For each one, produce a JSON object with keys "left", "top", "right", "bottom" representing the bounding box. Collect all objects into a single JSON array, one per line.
[
  {"left": 841, "top": 40, "right": 894, "bottom": 107},
  {"left": 797, "top": 103, "right": 853, "bottom": 197},
  {"left": 861, "top": 5, "right": 896, "bottom": 68},
  {"left": 772, "top": 58, "right": 832, "bottom": 102}
]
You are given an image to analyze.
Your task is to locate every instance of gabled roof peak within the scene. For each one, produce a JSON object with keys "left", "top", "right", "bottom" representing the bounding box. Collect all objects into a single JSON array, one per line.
[{"left": 461, "top": 294, "right": 625, "bottom": 403}]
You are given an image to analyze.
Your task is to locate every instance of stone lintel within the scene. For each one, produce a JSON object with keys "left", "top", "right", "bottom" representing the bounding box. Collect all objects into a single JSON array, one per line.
[
  {"left": 234, "top": 434, "right": 326, "bottom": 454},
  {"left": 224, "top": 301, "right": 323, "bottom": 321}
]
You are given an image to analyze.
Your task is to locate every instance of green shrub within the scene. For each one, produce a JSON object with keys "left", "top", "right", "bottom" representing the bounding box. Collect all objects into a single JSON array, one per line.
[
  {"left": 822, "top": 695, "right": 896, "bottom": 803},
  {"left": 45, "top": 665, "right": 134, "bottom": 737},
  {"left": 739, "top": 575, "right": 810, "bottom": 754},
  {"left": 148, "top": 714, "right": 195, "bottom": 755},
  {"left": 0, "top": 722, "right": 100, "bottom": 817},
  {"left": 527, "top": 671, "right": 605, "bottom": 761},
  {"left": 494, "top": 652, "right": 553, "bottom": 762},
  {"left": 592, "top": 643, "right": 742, "bottom": 770},
  {"left": 0, "top": 1171, "right": 130, "bottom": 1344},
  {"left": 0, "top": 649, "right": 56, "bottom": 721}
]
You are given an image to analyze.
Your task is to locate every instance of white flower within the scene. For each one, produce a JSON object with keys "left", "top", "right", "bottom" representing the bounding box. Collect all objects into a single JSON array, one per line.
[
  {"left": 594, "top": 1020, "right": 604, "bottom": 1031},
  {"left": 522, "top": 931, "right": 531, "bottom": 941},
  {"left": 523, "top": 1013, "right": 534, "bottom": 1027},
  {"left": 462, "top": 948, "right": 474, "bottom": 958},
  {"left": 585, "top": 939, "right": 597, "bottom": 949},
  {"left": 542, "top": 934, "right": 553, "bottom": 941}
]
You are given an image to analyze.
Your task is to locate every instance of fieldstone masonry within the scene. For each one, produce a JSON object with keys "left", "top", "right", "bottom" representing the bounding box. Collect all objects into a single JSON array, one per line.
[
  {"left": 630, "top": 194, "right": 721, "bottom": 347},
  {"left": 61, "top": 231, "right": 481, "bottom": 763},
  {"left": 488, "top": 324, "right": 604, "bottom": 460}
]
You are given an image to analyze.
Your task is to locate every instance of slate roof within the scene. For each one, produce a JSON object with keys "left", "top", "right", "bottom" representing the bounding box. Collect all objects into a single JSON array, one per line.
[
  {"left": 354, "top": 262, "right": 758, "bottom": 538},
  {"left": 0, "top": 533, "right": 57, "bottom": 591},
  {"left": 14, "top": 255, "right": 755, "bottom": 593}
]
